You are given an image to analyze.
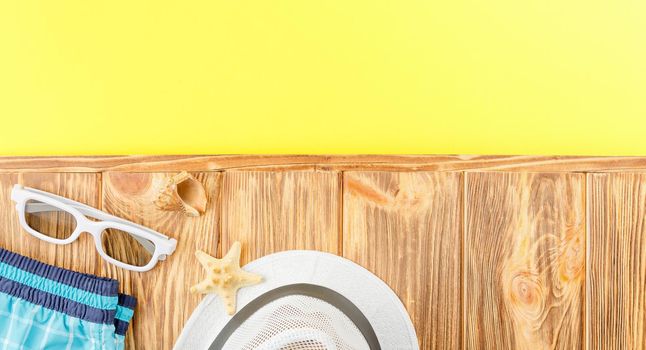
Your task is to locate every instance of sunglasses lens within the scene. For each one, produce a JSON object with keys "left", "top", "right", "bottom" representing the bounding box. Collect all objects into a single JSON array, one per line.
[
  {"left": 24, "top": 199, "right": 77, "bottom": 240},
  {"left": 101, "top": 228, "right": 154, "bottom": 267}
]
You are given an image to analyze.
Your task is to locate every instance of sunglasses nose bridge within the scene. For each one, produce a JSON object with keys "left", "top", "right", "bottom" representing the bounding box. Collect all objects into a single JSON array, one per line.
[{"left": 78, "top": 220, "right": 104, "bottom": 236}]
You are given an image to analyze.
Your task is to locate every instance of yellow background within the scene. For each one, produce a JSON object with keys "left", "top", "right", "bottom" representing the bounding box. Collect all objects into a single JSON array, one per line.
[{"left": 1, "top": 1, "right": 645, "bottom": 155}]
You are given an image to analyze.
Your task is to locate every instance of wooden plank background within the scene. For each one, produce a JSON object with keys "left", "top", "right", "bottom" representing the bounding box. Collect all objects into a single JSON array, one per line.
[
  {"left": 588, "top": 173, "right": 646, "bottom": 349},
  {"left": 220, "top": 171, "right": 340, "bottom": 263},
  {"left": 1, "top": 156, "right": 646, "bottom": 349},
  {"left": 464, "top": 173, "right": 585, "bottom": 349},
  {"left": 343, "top": 172, "right": 462, "bottom": 349},
  {"left": 101, "top": 172, "right": 220, "bottom": 349}
]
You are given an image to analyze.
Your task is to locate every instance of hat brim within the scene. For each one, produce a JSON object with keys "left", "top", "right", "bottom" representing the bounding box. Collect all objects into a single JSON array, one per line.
[{"left": 173, "top": 250, "right": 418, "bottom": 349}]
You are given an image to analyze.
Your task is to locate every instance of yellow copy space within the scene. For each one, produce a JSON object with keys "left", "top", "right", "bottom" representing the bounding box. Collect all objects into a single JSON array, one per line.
[{"left": 0, "top": 1, "right": 645, "bottom": 155}]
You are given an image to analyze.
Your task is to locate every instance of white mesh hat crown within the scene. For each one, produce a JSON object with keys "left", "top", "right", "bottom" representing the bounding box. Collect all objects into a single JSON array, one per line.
[
  {"left": 214, "top": 284, "right": 377, "bottom": 349},
  {"left": 174, "top": 251, "right": 418, "bottom": 350}
]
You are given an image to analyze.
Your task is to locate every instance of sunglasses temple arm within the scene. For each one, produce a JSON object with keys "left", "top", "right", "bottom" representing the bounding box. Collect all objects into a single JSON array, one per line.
[
  {"left": 132, "top": 235, "right": 157, "bottom": 257},
  {"left": 25, "top": 202, "right": 158, "bottom": 256},
  {"left": 25, "top": 202, "right": 65, "bottom": 214}
]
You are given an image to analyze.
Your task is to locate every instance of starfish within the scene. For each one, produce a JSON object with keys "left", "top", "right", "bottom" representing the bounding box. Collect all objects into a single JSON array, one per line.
[{"left": 190, "top": 241, "right": 263, "bottom": 315}]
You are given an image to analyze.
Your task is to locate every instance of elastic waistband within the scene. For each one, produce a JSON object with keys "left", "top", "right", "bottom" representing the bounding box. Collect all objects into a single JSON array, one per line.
[
  {"left": 0, "top": 248, "right": 136, "bottom": 334},
  {"left": 0, "top": 248, "right": 118, "bottom": 296}
]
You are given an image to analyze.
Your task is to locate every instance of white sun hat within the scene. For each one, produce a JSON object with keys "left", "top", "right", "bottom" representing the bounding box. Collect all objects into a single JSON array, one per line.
[{"left": 174, "top": 250, "right": 418, "bottom": 350}]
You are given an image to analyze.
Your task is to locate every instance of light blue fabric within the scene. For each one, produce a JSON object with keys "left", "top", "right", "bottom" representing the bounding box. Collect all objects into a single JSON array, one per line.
[
  {"left": 0, "top": 248, "right": 135, "bottom": 350},
  {"left": 115, "top": 305, "right": 134, "bottom": 322},
  {"left": 0, "top": 292, "right": 123, "bottom": 350}
]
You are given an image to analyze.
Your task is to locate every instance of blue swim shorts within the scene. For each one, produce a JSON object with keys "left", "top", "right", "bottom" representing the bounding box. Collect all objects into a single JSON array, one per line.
[{"left": 0, "top": 248, "right": 135, "bottom": 350}]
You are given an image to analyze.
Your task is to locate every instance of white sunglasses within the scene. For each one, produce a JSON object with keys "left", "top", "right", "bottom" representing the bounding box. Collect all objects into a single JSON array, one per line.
[{"left": 11, "top": 184, "right": 177, "bottom": 272}]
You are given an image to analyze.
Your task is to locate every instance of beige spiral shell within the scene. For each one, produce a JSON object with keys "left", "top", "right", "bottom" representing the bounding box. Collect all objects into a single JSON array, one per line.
[{"left": 154, "top": 171, "right": 207, "bottom": 217}]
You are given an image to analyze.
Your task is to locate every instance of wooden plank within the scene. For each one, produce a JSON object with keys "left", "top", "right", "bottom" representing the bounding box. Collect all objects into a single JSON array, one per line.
[
  {"left": 588, "top": 173, "right": 646, "bottom": 349},
  {"left": 101, "top": 172, "right": 220, "bottom": 350},
  {"left": 342, "top": 171, "right": 462, "bottom": 349},
  {"left": 0, "top": 172, "right": 101, "bottom": 275},
  {"left": 3, "top": 155, "right": 646, "bottom": 172},
  {"left": 464, "top": 172, "right": 585, "bottom": 349},
  {"left": 220, "top": 171, "right": 340, "bottom": 264}
]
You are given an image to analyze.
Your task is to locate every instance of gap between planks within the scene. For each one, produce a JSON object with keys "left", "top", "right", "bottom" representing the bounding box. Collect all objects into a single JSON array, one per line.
[
  {"left": 8, "top": 155, "right": 646, "bottom": 173},
  {"left": 216, "top": 172, "right": 223, "bottom": 258},
  {"left": 338, "top": 171, "right": 344, "bottom": 258},
  {"left": 584, "top": 173, "right": 589, "bottom": 350},
  {"left": 461, "top": 171, "right": 467, "bottom": 350}
]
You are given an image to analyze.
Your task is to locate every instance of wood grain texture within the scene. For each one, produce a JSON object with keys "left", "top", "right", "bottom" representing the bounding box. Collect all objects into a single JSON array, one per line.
[
  {"left": 464, "top": 172, "right": 585, "bottom": 349},
  {"left": 0, "top": 172, "right": 101, "bottom": 275},
  {"left": 220, "top": 171, "right": 340, "bottom": 264},
  {"left": 4, "top": 155, "right": 646, "bottom": 172},
  {"left": 588, "top": 173, "right": 646, "bottom": 349},
  {"left": 6, "top": 157, "right": 646, "bottom": 349},
  {"left": 101, "top": 172, "right": 220, "bottom": 350},
  {"left": 342, "top": 172, "right": 462, "bottom": 349}
]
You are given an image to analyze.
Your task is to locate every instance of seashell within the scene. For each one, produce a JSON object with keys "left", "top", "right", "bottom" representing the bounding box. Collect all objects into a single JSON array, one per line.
[{"left": 154, "top": 171, "right": 207, "bottom": 217}]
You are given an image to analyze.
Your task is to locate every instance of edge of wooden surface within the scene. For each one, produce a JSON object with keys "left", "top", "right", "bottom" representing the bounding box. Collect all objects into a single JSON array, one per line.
[{"left": 1, "top": 154, "right": 646, "bottom": 172}]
